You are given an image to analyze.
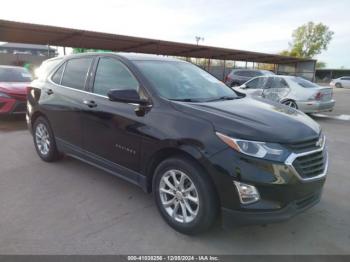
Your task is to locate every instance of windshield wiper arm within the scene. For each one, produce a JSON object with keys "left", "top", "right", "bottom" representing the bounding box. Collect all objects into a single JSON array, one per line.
[
  {"left": 206, "top": 96, "right": 238, "bottom": 102},
  {"left": 169, "top": 98, "right": 200, "bottom": 102}
]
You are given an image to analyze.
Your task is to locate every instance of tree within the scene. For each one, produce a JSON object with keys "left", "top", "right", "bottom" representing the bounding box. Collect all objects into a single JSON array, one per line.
[
  {"left": 316, "top": 61, "right": 326, "bottom": 68},
  {"left": 280, "top": 22, "right": 334, "bottom": 58}
]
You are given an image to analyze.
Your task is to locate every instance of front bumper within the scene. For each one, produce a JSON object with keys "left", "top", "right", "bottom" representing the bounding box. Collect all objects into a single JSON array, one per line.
[
  {"left": 222, "top": 189, "right": 322, "bottom": 227},
  {"left": 297, "top": 99, "right": 335, "bottom": 113},
  {"left": 0, "top": 97, "right": 27, "bottom": 114},
  {"left": 208, "top": 142, "right": 327, "bottom": 228}
]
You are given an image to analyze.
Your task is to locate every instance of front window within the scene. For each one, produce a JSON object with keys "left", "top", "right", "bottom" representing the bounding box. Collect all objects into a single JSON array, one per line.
[
  {"left": 0, "top": 67, "right": 32, "bottom": 82},
  {"left": 134, "top": 61, "right": 237, "bottom": 101},
  {"left": 290, "top": 77, "right": 318, "bottom": 88}
]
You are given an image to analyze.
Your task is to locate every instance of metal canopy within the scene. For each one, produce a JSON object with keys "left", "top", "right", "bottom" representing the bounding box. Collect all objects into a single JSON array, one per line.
[{"left": 0, "top": 19, "right": 314, "bottom": 64}]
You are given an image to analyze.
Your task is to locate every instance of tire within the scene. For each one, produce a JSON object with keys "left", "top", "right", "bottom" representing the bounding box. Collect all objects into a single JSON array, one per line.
[
  {"left": 153, "top": 157, "right": 219, "bottom": 235},
  {"left": 335, "top": 83, "right": 342, "bottom": 88},
  {"left": 282, "top": 99, "right": 298, "bottom": 109},
  {"left": 33, "top": 116, "right": 62, "bottom": 162}
]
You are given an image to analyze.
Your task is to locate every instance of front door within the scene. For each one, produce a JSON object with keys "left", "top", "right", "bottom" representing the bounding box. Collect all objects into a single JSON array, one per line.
[{"left": 82, "top": 56, "right": 146, "bottom": 172}]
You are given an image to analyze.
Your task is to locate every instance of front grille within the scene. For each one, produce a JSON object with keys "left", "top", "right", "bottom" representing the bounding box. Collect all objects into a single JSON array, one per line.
[
  {"left": 292, "top": 150, "right": 326, "bottom": 179},
  {"left": 9, "top": 93, "right": 26, "bottom": 101},
  {"left": 286, "top": 137, "right": 319, "bottom": 151}
]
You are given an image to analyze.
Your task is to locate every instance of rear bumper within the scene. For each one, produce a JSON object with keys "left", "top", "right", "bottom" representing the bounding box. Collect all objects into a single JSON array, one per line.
[
  {"left": 222, "top": 190, "right": 322, "bottom": 228},
  {"left": 297, "top": 99, "right": 335, "bottom": 113}
]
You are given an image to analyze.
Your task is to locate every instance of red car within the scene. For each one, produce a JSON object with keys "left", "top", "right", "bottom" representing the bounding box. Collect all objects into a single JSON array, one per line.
[{"left": 0, "top": 65, "right": 32, "bottom": 115}]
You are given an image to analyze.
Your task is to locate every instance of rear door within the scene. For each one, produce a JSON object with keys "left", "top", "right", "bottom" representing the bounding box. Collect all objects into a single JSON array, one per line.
[
  {"left": 262, "top": 77, "right": 290, "bottom": 102},
  {"left": 43, "top": 56, "right": 94, "bottom": 148}
]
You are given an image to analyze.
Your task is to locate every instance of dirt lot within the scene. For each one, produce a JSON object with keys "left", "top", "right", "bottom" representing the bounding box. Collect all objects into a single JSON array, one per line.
[{"left": 0, "top": 89, "right": 349, "bottom": 255}]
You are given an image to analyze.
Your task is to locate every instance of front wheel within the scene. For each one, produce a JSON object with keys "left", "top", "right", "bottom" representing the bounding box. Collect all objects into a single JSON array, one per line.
[
  {"left": 335, "top": 83, "right": 342, "bottom": 88},
  {"left": 153, "top": 157, "right": 218, "bottom": 235},
  {"left": 282, "top": 100, "right": 298, "bottom": 109}
]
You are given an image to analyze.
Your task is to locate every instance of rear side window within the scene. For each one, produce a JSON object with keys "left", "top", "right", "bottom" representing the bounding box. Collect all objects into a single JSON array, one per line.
[
  {"left": 0, "top": 67, "right": 32, "bottom": 82},
  {"left": 51, "top": 63, "right": 65, "bottom": 84},
  {"left": 93, "top": 57, "right": 139, "bottom": 96},
  {"left": 61, "top": 57, "right": 93, "bottom": 90},
  {"left": 36, "top": 59, "right": 62, "bottom": 80}
]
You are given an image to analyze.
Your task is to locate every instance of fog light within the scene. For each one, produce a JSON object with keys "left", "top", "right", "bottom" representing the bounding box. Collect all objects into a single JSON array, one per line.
[{"left": 234, "top": 181, "right": 260, "bottom": 204}]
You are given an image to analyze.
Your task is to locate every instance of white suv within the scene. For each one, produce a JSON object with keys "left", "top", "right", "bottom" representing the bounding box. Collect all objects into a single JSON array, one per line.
[{"left": 330, "top": 77, "right": 350, "bottom": 88}]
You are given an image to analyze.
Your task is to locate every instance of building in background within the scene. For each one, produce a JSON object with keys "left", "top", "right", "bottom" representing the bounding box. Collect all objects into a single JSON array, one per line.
[{"left": 0, "top": 42, "right": 57, "bottom": 74}]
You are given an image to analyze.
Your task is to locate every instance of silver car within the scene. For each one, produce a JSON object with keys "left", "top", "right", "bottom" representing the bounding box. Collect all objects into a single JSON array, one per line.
[
  {"left": 234, "top": 75, "right": 335, "bottom": 113},
  {"left": 330, "top": 76, "right": 350, "bottom": 88}
]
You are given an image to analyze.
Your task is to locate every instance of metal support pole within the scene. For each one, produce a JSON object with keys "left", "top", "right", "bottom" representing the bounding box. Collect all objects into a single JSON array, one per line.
[
  {"left": 245, "top": 61, "right": 248, "bottom": 68},
  {"left": 63, "top": 47, "right": 66, "bottom": 55},
  {"left": 223, "top": 60, "right": 226, "bottom": 81}
]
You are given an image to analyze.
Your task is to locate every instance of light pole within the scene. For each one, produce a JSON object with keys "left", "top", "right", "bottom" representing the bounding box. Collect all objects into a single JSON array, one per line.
[{"left": 195, "top": 36, "right": 204, "bottom": 46}]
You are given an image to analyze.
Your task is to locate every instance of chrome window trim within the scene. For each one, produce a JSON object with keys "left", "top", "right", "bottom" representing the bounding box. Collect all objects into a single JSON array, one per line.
[
  {"left": 284, "top": 137, "right": 328, "bottom": 182},
  {"left": 48, "top": 73, "right": 152, "bottom": 107}
]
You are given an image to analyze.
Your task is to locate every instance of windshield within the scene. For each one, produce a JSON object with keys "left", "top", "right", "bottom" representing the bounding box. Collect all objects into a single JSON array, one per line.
[
  {"left": 134, "top": 61, "right": 237, "bottom": 101},
  {"left": 0, "top": 67, "right": 32, "bottom": 82},
  {"left": 290, "top": 76, "right": 318, "bottom": 88}
]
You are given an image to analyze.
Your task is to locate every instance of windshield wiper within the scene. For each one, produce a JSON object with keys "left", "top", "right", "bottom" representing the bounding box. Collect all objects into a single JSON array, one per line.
[
  {"left": 205, "top": 96, "right": 238, "bottom": 102},
  {"left": 169, "top": 98, "right": 201, "bottom": 102}
]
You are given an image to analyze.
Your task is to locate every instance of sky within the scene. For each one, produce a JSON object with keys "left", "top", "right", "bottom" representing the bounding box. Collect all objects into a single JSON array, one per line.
[{"left": 0, "top": 0, "right": 349, "bottom": 68}]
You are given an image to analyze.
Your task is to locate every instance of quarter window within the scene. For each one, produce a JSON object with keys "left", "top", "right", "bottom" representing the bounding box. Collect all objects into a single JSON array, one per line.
[
  {"left": 93, "top": 57, "right": 139, "bottom": 96},
  {"left": 51, "top": 63, "right": 65, "bottom": 84},
  {"left": 61, "top": 57, "right": 93, "bottom": 90}
]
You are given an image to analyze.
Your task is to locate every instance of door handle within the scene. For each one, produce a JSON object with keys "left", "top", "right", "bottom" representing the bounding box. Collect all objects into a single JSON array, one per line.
[
  {"left": 46, "top": 89, "right": 54, "bottom": 95},
  {"left": 83, "top": 100, "right": 97, "bottom": 108}
]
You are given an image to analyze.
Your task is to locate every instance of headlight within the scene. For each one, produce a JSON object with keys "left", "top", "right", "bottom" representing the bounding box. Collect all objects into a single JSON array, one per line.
[
  {"left": 0, "top": 92, "right": 11, "bottom": 98},
  {"left": 216, "top": 132, "right": 286, "bottom": 161}
]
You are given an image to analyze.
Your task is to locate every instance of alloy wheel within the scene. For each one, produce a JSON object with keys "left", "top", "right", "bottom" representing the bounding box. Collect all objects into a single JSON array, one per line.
[
  {"left": 159, "top": 169, "right": 199, "bottom": 223},
  {"left": 283, "top": 100, "right": 297, "bottom": 109},
  {"left": 35, "top": 123, "right": 51, "bottom": 155}
]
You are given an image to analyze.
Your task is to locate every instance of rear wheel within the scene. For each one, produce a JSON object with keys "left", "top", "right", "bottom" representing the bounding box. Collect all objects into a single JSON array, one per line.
[
  {"left": 33, "top": 117, "right": 62, "bottom": 162},
  {"left": 335, "top": 83, "right": 342, "bottom": 88},
  {"left": 153, "top": 157, "right": 218, "bottom": 235},
  {"left": 282, "top": 100, "right": 298, "bottom": 109}
]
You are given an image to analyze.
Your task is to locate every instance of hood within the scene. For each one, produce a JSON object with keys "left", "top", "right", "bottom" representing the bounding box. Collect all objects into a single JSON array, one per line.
[
  {"left": 171, "top": 97, "right": 320, "bottom": 144},
  {"left": 0, "top": 82, "right": 29, "bottom": 96}
]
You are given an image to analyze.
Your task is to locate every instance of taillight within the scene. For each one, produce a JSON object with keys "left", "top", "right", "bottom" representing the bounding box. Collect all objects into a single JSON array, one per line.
[{"left": 315, "top": 92, "right": 323, "bottom": 101}]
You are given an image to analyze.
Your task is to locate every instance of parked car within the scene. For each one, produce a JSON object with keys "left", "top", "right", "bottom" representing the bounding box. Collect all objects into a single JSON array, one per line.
[
  {"left": 330, "top": 76, "right": 350, "bottom": 88},
  {"left": 224, "top": 69, "right": 275, "bottom": 87},
  {"left": 27, "top": 53, "right": 328, "bottom": 234},
  {"left": 0, "top": 65, "right": 32, "bottom": 115},
  {"left": 234, "top": 75, "right": 335, "bottom": 113}
]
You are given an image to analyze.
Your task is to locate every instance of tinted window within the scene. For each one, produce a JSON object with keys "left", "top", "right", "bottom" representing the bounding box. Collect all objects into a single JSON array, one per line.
[
  {"left": 93, "top": 57, "right": 139, "bottom": 96},
  {"left": 51, "top": 63, "right": 65, "bottom": 84},
  {"left": 269, "top": 77, "right": 289, "bottom": 89},
  {"left": 135, "top": 61, "right": 237, "bottom": 101},
  {"left": 0, "top": 67, "right": 32, "bottom": 82},
  {"left": 61, "top": 57, "right": 93, "bottom": 90},
  {"left": 342, "top": 77, "right": 350, "bottom": 80}
]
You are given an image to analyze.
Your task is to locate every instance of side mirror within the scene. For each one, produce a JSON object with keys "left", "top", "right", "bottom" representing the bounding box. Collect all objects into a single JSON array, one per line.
[
  {"left": 240, "top": 84, "right": 247, "bottom": 89},
  {"left": 107, "top": 89, "right": 149, "bottom": 105}
]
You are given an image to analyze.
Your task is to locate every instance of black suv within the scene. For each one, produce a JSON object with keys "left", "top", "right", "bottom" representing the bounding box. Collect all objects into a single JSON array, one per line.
[{"left": 27, "top": 53, "right": 327, "bottom": 235}]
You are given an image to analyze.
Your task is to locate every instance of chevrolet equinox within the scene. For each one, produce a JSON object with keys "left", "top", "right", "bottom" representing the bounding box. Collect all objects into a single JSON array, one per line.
[{"left": 27, "top": 53, "right": 328, "bottom": 235}]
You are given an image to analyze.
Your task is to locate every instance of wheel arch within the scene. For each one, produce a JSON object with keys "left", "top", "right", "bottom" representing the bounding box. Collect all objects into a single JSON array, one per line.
[{"left": 143, "top": 146, "right": 218, "bottom": 199}]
